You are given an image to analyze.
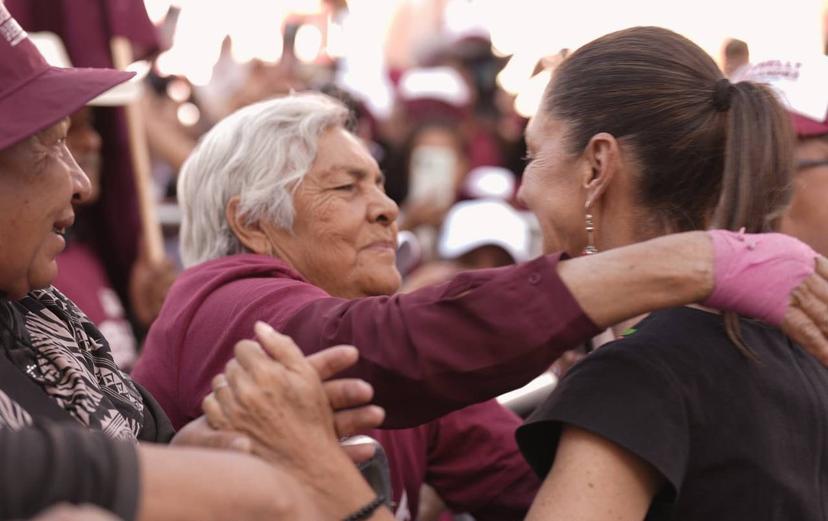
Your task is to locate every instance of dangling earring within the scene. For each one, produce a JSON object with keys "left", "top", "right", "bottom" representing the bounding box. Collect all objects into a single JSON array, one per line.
[{"left": 583, "top": 203, "right": 598, "bottom": 256}]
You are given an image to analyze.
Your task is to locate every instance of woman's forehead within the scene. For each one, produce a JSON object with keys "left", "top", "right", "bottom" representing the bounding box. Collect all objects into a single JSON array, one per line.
[
  {"left": 526, "top": 112, "right": 555, "bottom": 148},
  {"left": 314, "top": 128, "right": 378, "bottom": 173}
]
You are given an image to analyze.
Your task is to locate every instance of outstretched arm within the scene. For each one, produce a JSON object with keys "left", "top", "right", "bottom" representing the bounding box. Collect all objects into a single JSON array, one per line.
[{"left": 556, "top": 232, "right": 713, "bottom": 328}]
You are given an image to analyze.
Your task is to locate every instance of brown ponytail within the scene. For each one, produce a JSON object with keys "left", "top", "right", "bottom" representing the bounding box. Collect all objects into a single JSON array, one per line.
[
  {"left": 712, "top": 81, "right": 795, "bottom": 232},
  {"left": 543, "top": 26, "right": 796, "bottom": 358}
]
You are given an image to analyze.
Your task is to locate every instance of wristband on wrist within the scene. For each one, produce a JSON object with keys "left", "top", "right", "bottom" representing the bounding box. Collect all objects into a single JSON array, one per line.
[
  {"left": 702, "top": 229, "right": 817, "bottom": 325},
  {"left": 342, "top": 495, "right": 385, "bottom": 521}
]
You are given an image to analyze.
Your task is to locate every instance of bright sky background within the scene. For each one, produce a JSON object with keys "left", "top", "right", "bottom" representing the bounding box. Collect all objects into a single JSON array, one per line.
[{"left": 144, "top": 0, "right": 826, "bottom": 116}]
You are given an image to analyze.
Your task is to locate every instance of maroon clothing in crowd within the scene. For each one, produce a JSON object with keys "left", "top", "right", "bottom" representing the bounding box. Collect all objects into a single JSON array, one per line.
[
  {"left": 369, "top": 400, "right": 539, "bottom": 519},
  {"left": 133, "top": 253, "right": 596, "bottom": 517}
]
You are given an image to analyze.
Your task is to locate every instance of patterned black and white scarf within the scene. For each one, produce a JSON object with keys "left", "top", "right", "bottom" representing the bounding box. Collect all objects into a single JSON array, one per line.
[{"left": 0, "top": 287, "right": 143, "bottom": 440}]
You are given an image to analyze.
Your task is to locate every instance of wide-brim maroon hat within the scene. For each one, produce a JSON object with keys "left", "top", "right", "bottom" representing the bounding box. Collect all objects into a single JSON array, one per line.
[{"left": 0, "top": 6, "right": 133, "bottom": 151}]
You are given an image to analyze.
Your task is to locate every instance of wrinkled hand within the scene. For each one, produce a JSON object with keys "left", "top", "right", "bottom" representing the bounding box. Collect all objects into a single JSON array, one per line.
[
  {"left": 170, "top": 415, "right": 252, "bottom": 453},
  {"left": 202, "top": 322, "right": 384, "bottom": 469},
  {"left": 782, "top": 256, "right": 828, "bottom": 366}
]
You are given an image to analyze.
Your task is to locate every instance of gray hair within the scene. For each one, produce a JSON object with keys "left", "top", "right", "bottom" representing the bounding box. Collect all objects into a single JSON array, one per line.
[{"left": 177, "top": 93, "right": 350, "bottom": 267}]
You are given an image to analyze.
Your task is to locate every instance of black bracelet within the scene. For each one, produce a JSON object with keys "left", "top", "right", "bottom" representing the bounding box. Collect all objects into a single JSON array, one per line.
[{"left": 342, "top": 494, "right": 385, "bottom": 521}]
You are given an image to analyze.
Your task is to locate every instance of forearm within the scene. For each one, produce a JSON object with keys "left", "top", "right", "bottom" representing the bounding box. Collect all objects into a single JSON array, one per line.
[
  {"left": 135, "top": 444, "right": 309, "bottom": 521},
  {"left": 556, "top": 231, "right": 713, "bottom": 329}
]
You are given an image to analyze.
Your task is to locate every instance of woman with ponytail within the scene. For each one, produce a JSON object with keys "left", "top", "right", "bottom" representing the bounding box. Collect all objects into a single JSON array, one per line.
[{"left": 516, "top": 27, "right": 827, "bottom": 520}]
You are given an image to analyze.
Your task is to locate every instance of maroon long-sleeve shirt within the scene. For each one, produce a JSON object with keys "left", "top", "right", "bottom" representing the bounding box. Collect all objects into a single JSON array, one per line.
[{"left": 133, "top": 252, "right": 597, "bottom": 518}]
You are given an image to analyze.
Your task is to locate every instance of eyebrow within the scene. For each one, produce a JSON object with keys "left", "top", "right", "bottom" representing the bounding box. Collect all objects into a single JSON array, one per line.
[{"left": 325, "top": 165, "right": 385, "bottom": 185}]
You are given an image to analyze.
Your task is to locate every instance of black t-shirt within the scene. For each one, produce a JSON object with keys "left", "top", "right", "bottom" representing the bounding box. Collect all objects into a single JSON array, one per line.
[{"left": 517, "top": 307, "right": 828, "bottom": 521}]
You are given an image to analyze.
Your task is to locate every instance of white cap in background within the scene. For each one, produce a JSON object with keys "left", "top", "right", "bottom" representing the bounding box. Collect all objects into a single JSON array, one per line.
[{"left": 438, "top": 199, "right": 531, "bottom": 263}]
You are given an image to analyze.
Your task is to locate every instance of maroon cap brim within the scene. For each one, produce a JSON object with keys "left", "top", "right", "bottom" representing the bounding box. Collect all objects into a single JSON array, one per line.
[
  {"left": 791, "top": 112, "right": 828, "bottom": 138},
  {"left": 0, "top": 65, "right": 134, "bottom": 150}
]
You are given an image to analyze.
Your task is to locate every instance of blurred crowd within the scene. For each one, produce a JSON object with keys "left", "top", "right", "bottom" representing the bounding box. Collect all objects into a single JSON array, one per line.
[{"left": 2, "top": 0, "right": 828, "bottom": 520}]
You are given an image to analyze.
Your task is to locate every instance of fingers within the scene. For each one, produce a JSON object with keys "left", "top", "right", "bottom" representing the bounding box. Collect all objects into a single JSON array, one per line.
[
  {"left": 175, "top": 414, "right": 253, "bottom": 453},
  {"left": 341, "top": 442, "right": 377, "bottom": 466},
  {"left": 254, "top": 321, "right": 306, "bottom": 370},
  {"left": 323, "top": 378, "right": 374, "bottom": 410},
  {"left": 211, "top": 373, "right": 233, "bottom": 403},
  {"left": 794, "top": 274, "right": 828, "bottom": 337},
  {"left": 307, "top": 345, "right": 360, "bottom": 381},
  {"left": 233, "top": 339, "right": 268, "bottom": 372},
  {"left": 194, "top": 429, "right": 252, "bottom": 453},
  {"left": 333, "top": 405, "right": 385, "bottom": 437},
  {"left": 782, "top": 306, "right": 828, "bottom": 367},
  {"left": 202, "top": 392, "right": 229, "bottom": 430},
  {"left": 816, "top": 256, "right": 828, "bottom": 278},
  {"left": 223, "top": 358, "right": 259, "bottom": 405}
]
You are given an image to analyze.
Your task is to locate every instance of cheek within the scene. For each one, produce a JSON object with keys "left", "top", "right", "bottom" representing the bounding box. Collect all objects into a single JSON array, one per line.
[
  {"left": 522, "top": 164, "right": 585, "bottom": 255},
  {"left": 303, "top": 200, "right": 362, "bottom": 249}
]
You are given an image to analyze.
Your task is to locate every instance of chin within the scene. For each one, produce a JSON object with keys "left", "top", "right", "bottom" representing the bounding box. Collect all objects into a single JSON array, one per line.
[
  {"left": 27, "top": 262, "right": 59, "bottom": 293},
  {"left": 361, "top": 269, "right": 402, "bottom": 297}
]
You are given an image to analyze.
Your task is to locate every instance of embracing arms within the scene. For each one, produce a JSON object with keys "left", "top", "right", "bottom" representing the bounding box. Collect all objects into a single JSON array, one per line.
[{"left": 558, "top": 231, "right": 828, "bottom": 362}]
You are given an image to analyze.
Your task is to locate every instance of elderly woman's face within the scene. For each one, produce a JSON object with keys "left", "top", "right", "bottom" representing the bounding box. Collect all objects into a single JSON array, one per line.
[
  {"left": 265, "top": 127, "right": 401, "bottom": 298},
  {"left": 0, "top": 119, "right": 91, "bottom": 299}
]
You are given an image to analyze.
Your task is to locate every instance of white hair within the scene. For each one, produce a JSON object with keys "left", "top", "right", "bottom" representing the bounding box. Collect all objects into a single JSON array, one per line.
[{"left": 177, "top": 93, "right": 350, "bottom": 267}]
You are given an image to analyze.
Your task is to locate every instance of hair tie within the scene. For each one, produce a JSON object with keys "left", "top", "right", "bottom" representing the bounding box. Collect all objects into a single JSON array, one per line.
[{"left": 712, "top": 78, "right": 734, "bottom": 112}]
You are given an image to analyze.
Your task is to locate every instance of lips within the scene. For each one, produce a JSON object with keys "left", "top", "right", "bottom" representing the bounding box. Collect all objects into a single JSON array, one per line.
[
  {"left": 52, "top": 214, "right": 75, "bottom": 239},
  {"left": 364, "top": 239, "right": 397, "bottom": 252}
]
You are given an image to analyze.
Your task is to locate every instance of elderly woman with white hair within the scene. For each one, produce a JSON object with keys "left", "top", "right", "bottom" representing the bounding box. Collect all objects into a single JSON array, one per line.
[{"left": 133, "top": 91, "right": 828, "bottom": 519}]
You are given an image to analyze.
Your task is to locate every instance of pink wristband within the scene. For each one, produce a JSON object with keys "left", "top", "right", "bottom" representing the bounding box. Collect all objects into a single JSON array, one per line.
[{"left": 702, "top": 230, "right": 817, "bottom": 325}]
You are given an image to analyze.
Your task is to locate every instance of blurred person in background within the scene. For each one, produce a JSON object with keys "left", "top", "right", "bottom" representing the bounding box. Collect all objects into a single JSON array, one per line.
[
  {"left": 0, "top": 17, "right": 386, "bottom": 520},
  {"left": 384, "top": 67, "right": 471, "bottom": 207},
  {"left": 422, "top": 32, "right": 524, "bottom": 174},
  {"left": 735, "top": 57, "right": 828, "bottom": 257},
  {"left": 396, "top": 118, "right": 470, "bottom": 244},
  {"left": 134, "top": 90, "right": 828, "bottom": 518},
  {"left": 515, "top": 27, "right": 828, "bottom": 521},
  {"left": 721, "top": 38, "right": 750, "bottom": 78},
  {"left": 402, "top": 197, "right": 529, "bottom": 292}
]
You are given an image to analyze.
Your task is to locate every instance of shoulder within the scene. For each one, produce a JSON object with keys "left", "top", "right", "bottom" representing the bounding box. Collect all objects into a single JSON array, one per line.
[{"left": 516, "top": 308, "right": 719, "bottom": 490}]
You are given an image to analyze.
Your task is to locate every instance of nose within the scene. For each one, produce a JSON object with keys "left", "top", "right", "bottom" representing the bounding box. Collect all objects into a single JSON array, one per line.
[
  {"left": 369, "top": 186, "right": 400, "bottom": 226},
  {"left": 515, "top": 180, "right": 528, "bottom": 208},
  {"left": 66, "top": 147, "right": 92, "bottom": 204}
]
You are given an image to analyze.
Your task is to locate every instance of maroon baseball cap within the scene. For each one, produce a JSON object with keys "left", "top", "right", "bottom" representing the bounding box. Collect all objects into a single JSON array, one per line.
[{"left": 0, "top": 5, "right": 134, "bottom": 150}]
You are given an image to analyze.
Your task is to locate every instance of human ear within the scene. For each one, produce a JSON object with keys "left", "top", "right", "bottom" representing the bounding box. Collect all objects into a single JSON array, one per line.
[
  {"left": 225, "top": 196, "right": 280, "bottom": 256},
  {"left": 582, "top": 132, "right": 620, "bottom": 209}
]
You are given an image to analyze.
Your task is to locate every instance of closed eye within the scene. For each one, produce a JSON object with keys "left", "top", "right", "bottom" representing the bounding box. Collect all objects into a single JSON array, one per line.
[{"left": 333, "top": 184, "right": 356, "bottom": 192}]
